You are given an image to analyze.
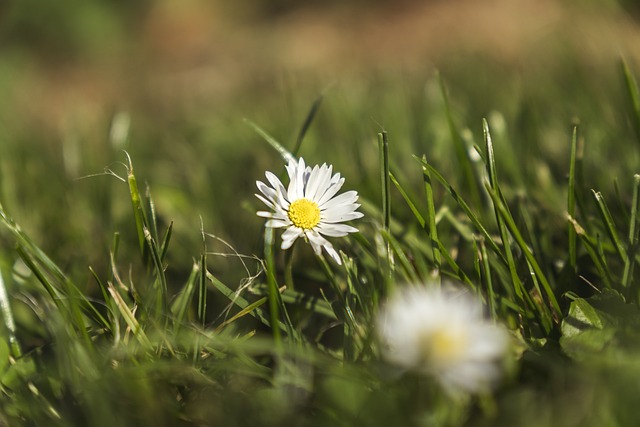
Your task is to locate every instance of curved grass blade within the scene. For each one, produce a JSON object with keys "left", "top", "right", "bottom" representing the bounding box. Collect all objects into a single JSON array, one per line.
[{"left": 245, "top": 118, "right": 294, "bottom": 163}]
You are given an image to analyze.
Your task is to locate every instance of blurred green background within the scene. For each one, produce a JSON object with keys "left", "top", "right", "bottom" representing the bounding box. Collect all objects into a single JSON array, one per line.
[{"left": 1, "top": 0, "right": 640, "bottom": 288}]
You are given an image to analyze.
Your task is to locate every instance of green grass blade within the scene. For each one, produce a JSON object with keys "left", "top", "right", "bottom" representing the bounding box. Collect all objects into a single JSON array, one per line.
[
  {"left": 107, "top": 280, "right": 152, "bottom": 348},
  {"left": 567, "top": 215, "right": 613, "bottom": 289},
  {"left": 245, "top": 118, "right": 294, "bottom": 163},
  {"left": 292, "top": 93, "right": 324, "bottom": 157},
  {"left": 416, "top": 155, "right": 506, "bottom": 264},
  {"left": 198, "top": 253, "right": 207, "bottom": 327},
  {"left": 592, "top": 190, "right": 628, "bottom": 265},
  {"left": 171, "top": 261, "right": 200, "bottom": 328},
  {"left": 483, "top": 119, "right": 526, "bottom": 303},
  {"left": 159, "top": 221, "right": 173, "bottom": 262},
  {"left": 378, "top": 131, "right": 394, "bottom": 289},
  {"left": 0, "top": 269, "right": 21, "bottom": 358},
  {"left": 485, "top": 183, "right": 561, "bottom": 318},
  {"left": 264, "top": 227, "right": 282, "bottom": 349},
  {"left": 389, "top": 172, "right": 425, "bottom": 228},
  {"left": 206, "top": 270, "right": 287, "bottom": 334},
  {"left": 621, "top": 57, "right": 640, "bottom": 144},
  {"left": 438, "top": 71, "right": 481, "bottom": 207},
  {"left": 568, "top": 126, "right": 579, "bottom": 270},
  {"left": 478, "top": 238, "right": 496, "bottom": 319},
  {"left": 422, "top": 155, "right": 442, "bottom": 275},
  {"left": 144, "top": 227, "right": 169, "bottom": 318},
  {"left": 125, "top": 153, "right": 149, "bottom": 258},
  {"left": 623, "top": 174, "right": 640, "bottom": 288}
]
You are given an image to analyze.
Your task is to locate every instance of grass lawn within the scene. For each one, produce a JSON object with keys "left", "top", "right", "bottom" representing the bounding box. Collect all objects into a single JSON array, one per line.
[{"left": 2, "top": 1, "right": 640, "bottom": 425}]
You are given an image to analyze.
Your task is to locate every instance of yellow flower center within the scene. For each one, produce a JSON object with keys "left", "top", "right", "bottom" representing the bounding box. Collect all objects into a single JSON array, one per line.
[
  {"left": 420, "top": 327, "right": 468, "bottom": 364},
  {"left": 287, "top": 198, "right": 321, "bottom": 230}
]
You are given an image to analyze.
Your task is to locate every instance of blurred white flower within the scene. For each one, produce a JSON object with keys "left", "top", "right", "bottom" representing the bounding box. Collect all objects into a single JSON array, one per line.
[
  {"left": 377, "top": 285, "right": 510, "bottom": 394},
  {"left": 256, "top": 157, "right": 363, "bottom": 265}
]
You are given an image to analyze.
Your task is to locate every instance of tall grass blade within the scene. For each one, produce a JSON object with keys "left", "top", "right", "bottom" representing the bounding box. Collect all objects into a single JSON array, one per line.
[
  {"left": 198, "top": 253, "right": 207, "bottom": 326},
  {"left": 378, "top": 131, "right": 394, "bottom": 288},
  {"left": 568, "top": 126, "right": 579, "bottom": 270},
  {"left": 623, "top": 174, "right": 640, "bottom": 288},
  {"left": 389, "top": 172, "right": 425, "bottom": 228},
  {"left": 245, "top": 118, "right": 294, "bottom": 163},
  {"left": 485, "top": 184, "right": 561, "bottom": 319},
  {"left": 0, "top": 270, "right": 20, "bottom": 358},
  {"left": 483, "top": 119, "right": 526, "bottom": 303},
  {"left": 125, "top": 153, "right": 148, "bottom": 258},
  {"left": 422, "top": 155, "right": 442, "bottom": 275},
  {"left": 416, "top": 156, "right": 506, "bottom": 264},
  {"left": 592, "top": 190, "right": 628, "bottom": 265},
  {"left": 621, "top": 58, "right": 640, "bottom": 144},
  {"left": 292, "top": 93, "right": 324, "bottom": 157},
  {"left": 438, "top": 71, "right": 481, "bottom": 206},
  {"left": 106, "top": 280, "right": 152, "bottom": 348},
  {"left": 264, "top": 227, "right": 282, "bottom": 349}
]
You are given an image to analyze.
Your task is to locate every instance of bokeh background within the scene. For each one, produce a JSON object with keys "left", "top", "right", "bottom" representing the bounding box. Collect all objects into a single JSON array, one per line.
[{"left": 1, "top": 0, "right": 640, "bottom": 286}]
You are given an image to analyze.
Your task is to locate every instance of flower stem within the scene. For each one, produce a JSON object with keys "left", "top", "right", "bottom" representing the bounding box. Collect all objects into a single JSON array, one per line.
[{"left": 264, "top": 227, "right": 282, "bottom": 350}]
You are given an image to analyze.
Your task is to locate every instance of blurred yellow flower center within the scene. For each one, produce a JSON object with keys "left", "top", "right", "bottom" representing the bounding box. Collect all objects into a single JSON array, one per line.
[
  {"left": 288, "top": 198, "right": 321, "bottom": 229},
  {"left": 421, "top": 327, "right": 468, "bottom": 363}
]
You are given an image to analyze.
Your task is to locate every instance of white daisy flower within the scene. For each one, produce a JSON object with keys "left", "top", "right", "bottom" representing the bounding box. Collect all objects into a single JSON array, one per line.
[
  {"left": 256, "top": 157, "right": 364, "bottom": 265},
  {"left": 377, "top": 285, "right": 510, "bottom": 394}
]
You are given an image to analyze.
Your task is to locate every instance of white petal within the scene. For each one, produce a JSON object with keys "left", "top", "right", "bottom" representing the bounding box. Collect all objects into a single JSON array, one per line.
[
  {"left": 266, "top": 219, "right": 290, "bottom": 228},
  {"left": 306, "top": 230, "right": 328, "bottom": 255},
  {"left": 257, "top": 211, "right": 274, "bottom": 218},
  {"left": 287, "top": 158, "right": 306, "bottom": 201},
  {"left": 322, "top": 211, "right": 364, "bottom": 223},
  {"left": 264, "top": 171, "right": 288, "bottom": 200},
  {"left": 255, "top": 193, "right": 277, "bottom": 210},
  {"left": 256, "top": 181, "right": 278, "bottom": 204},
  {"left": 320, "top": 190, "right": 359, "bottom": 210},
  {"left": 304, "top": 164, "right": 323, "bottom": 200},
  {"left": 322, "top": 202, "right": 363, "bottom": 220},
  {"left": 316, "top": 223, "right": 359, "bottom": 237},
  {"left": 316, "top": 177, "right": 345, "bottom": 206},
  {"left": 325, "top": 246, "right": 341, "bottom": 264},
  {"left": 281, "top": 226, "right": 303, "bottom": 250},
  {"left": 306, "top": 163, "right": 332, "bottom": 201}
]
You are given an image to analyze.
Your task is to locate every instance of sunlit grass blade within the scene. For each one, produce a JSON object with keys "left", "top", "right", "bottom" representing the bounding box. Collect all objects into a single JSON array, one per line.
[
  {"left": 485, "top": 183, "right": 561, "bottom": 320},
  {"left": 125, "top": 152, "right": 149, "bottom": 258},
  {"left": 483, "top": 119, "right": 526, "bottom": 304},
  {"left": 621, "top": 57, "right": 640, "bottom": 144},
  {"left": 389, "top": 172, "right": 425, "bottom": 228},
  {"left": 144, "top": 226, "right": 169, "bottom": 319},
  {"left": 206, "top": 270, "right": 288, "bottom": 334},
  {"left": 477, "top": 238, "right": 496, "bottom": 319},
  {"left": 438, "top": 71, "right": 481, "bottom": 207},
  {"left": 0, "top": 206, "right": 99, "bottom": 346},
  {"left": 214, "top": 296, "right": 268, "bottom": 333},
  {"left": 0, "top": 270, "right": 20, "bottom": 358},
  {"left": 623, "top": 175, "right": 640, "bottom": 288},
  {"left": 568, "top": 215, "right": 613, "bottom": 289},
  {"left": 592, "top": 190, "right": 628, "bottom": 265},
  {"left": 416, "top": 155, "right": 506, "bottom": 264},
  {"left": 278, "top": 287, "right": 337, "bottom": 320},
  {"left": 171, "top": 261, "right": 200, "bottom": 328},
  {"left": 435, "top": 239, "right": 476, "bottom": 291},
  {"left": 568, "top": 126, "right": 579, "bottom": 270},
  {"left": 422, "top": 155, "right": 442, "bottom": 276},
  {"left": 198, "top": 253, "right": 207, "bottom": 327},
  {"left": 378, "top": 131, "right": 394, "bottom": 287},
  {"left": 106, "top": 280, "right": 152, "bottom": 348},
  {"left": 245, "top": 118, "right": 294, "bottom": 163},
  {"left": 380, "top": 229, "right": 420, "bottom": 283}
]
